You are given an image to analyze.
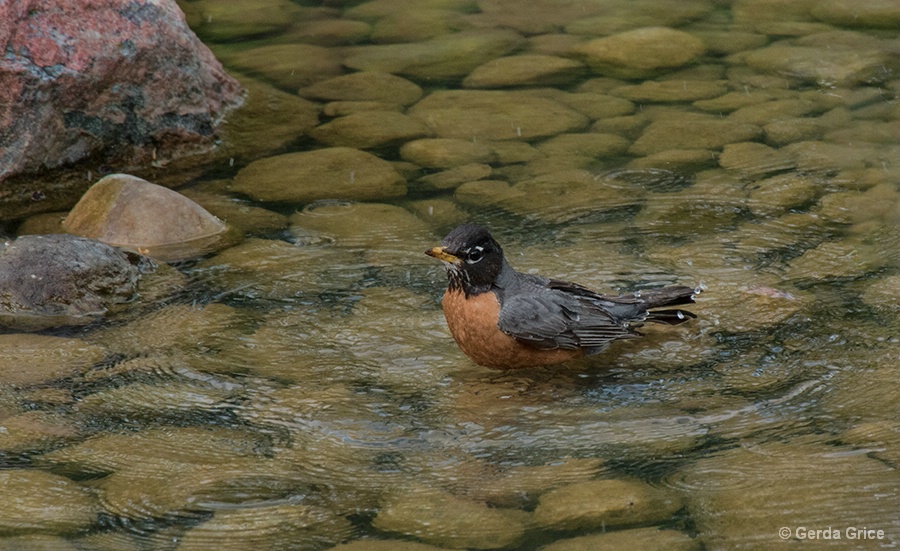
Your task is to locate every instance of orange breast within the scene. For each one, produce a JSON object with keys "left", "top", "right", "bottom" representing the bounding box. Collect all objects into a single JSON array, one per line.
[{"left": 441, "top": 289, "right": 583, "bottom": 369}]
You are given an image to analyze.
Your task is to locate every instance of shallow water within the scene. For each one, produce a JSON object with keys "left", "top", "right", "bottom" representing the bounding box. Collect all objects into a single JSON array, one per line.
[{"left": 3, "top": 0, "right": 900, "bottom": 549}]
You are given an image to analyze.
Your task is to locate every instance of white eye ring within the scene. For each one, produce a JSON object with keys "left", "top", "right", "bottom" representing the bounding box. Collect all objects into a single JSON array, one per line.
[{"left": 466, "top": 245, "right": 484, "bottom": 264}]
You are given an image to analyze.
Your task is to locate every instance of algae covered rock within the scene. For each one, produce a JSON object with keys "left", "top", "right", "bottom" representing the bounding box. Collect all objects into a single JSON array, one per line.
[{"left": 62, "top": 174, "right": 230, "bottom": 261}]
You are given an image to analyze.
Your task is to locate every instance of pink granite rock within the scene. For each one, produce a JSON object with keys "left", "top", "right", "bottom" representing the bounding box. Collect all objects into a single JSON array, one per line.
[{"left": 0, "top": 0, "right": 244, "bottom": 185}]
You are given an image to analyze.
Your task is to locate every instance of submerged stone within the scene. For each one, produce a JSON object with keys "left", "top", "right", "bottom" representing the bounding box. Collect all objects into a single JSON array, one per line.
[
  {"left": 674, "top": 442, "right": 900, "bottom": 549},
  {"left": 62, "top": 174, "right": 229, "bottom": 261},
  {"left": 221, "top": 43, "right": 343, "bottom": 89},
  {"left": 373, "top": 485, "right": 526, "bottom": 549},
  {"left": 344, "top": 29, "right": 524, "bottom": 80},
  {"left": 573, "top": 27, "right": 706, "bottom": 78},
  {"left": 539, "top": 527, "right": 699, "bottom": 551},
  {"left": 409, "top": 90, "right": 588, "bottom": 140},
  {"left": 299, "top": 72, "right": 423, "bottom": 105},
  {"left": 741, "top": 36, "right": 898, "bottom": 87},
  {"left": 176, "top": 502, "right": 354, "bottom": 551},
  {"left": 217, "top": 75, "right": 321, "bottom": 160},
  {"left": 462, "top": 54, "right": 586, "bottom": 88},
  {"left": 0, "top": 334, "right": 106, "bottom": 387},
  {"left": 310, "top": 110, "right": 431, "bottom": 149},
  {"left": 233, "top": 147, "right": 407, "bottom": 203},
  {"left": 400, "top": 138, "right": 496, "bottom": 168},
  {"left": 534, "top": 478, "right": 683, "bottom": 530},
  {"left": 630, "top": 116, "right": 762, "bottom": 155},
  {"left": 0, "top": 469, "right": 98, "bottom": 535}
]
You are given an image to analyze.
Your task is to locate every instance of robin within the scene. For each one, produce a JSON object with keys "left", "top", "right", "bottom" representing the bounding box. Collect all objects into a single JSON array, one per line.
[{"left": 425, "top": 223, "right": 699, "bottom": 369}]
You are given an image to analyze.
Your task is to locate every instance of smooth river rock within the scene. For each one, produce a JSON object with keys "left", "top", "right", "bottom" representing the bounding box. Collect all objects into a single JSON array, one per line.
[
  {"left": 62, "top": 174, "right": 229, "bottom": 261},
  {"left": 0, "top": 469, "right": 99, "bottom": 535},
  {"left": 0, "top": 334, "right": 106, "bottom": 386},
  {"left": 299, "top": 71, "right": 423, "bottom": 105},
  {"left": 462, "top": 54, "right": 586, "bottom": 88},
  {"left": 232, "top": 147, "right": 407, "bottom": 203},
  {"left": 372, "top": 485, "right": 526, "bottom": 549},
  {"left": 310, "top": 110, "right": 431, "bottom": 149},
  {"left": 344, "top": 29, "right": 523, "bottom": 80},
  {"left": 573, "top": 27, "right": 706, "bottom": 78},
  {"left": 534, "top": 478, "right": 683, "bottom": 530},
  {"left": 409, "top": 90, "right": 588, "bottom": 140}
]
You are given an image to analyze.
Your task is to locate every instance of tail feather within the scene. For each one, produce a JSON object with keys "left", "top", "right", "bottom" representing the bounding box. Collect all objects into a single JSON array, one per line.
[
  {"left": 647, "top": 308, "right": 696, "bottom": 325},
  {"left": 639, "top": 285, "right": 698, "bottom": 309},
  {"left": 640, "top": 285, "right": 699, "bottom": 326}
]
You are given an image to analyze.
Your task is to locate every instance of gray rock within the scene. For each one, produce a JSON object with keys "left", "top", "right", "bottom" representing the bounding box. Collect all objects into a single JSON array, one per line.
[{"left": 0, "top": 234, "right": 150, "bottom": 331}]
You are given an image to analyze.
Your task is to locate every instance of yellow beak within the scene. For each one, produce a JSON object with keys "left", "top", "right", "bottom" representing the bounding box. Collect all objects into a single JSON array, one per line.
[{"left": 425, "top": 246, "right": 461, "bottom": 263}]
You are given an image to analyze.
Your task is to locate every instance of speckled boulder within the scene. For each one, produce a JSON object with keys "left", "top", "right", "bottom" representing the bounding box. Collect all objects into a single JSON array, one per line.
[{"left": 0, "top": 0, "right": 243, "bottom": 186}]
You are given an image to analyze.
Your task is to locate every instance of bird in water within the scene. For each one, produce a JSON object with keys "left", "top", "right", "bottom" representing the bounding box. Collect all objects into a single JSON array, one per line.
[{"left": 425, "top": 223, "right": 699, "bottom": 369}]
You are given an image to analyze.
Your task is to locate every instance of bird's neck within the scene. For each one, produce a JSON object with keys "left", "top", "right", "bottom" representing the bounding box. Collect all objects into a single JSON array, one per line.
[{"left": 449, "top": 258, "right": 517, "bottom": 299}]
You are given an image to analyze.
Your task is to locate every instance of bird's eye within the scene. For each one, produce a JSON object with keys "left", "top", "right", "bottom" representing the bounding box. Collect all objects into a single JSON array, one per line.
[{"left": 466, "top": 247, "right": 484, "bottom": 263}]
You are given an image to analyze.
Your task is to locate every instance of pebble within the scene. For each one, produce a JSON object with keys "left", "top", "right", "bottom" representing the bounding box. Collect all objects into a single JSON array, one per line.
[
  {"left": 718, "top": 142, "right": 796, "bottom": 178},
  {"left": 63, "top": 174, "right": 229, "bottom": 261},
  {"left": 740, "top": 33, "right": 897, "bottom": 87},
  {"left": 418, "top": 163, "right": 493, "bottom": 190},
  {"left": 181, "top": 0, "right": 302, "bottom": 41},
  {"left": 812, "top": 0, "right": 900, "bottom": 29},
  {"left": 861, "top": 275, "right": 900, "bottom": 313},
  {"left": 176, "top": 503, "right": 354, "bottom": 551}
]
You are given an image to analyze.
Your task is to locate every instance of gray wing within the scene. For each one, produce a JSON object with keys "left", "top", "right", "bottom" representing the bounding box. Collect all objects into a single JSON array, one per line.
[{"left": 496, "top": 290, "right": 634, "bottom": 352}]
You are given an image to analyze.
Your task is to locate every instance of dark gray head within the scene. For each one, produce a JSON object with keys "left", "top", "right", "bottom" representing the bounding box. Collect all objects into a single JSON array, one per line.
[{"left": 425, "top": 223, "right": 505, "bottom": 295}]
